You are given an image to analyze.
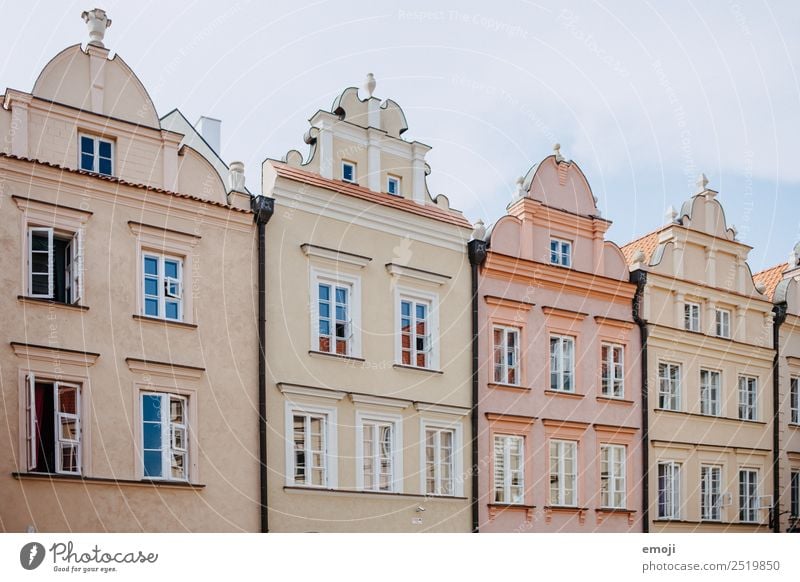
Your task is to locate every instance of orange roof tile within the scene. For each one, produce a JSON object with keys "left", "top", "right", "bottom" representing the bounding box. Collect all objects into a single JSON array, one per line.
[
  {"left": 620, "top": 228, "right": 663, "bottom": 265},
  {"left": 753, "top": 263, "right": 787, "bottom": 301},
  {"left": 270, "top": 161, "right": 472, "bottom": 229}
]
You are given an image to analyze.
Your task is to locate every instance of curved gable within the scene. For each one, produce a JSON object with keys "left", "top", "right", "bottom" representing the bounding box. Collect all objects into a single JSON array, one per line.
[
  {"left": 486, "top": 215, "right": 522, "bottom": 257},
  {"left": 526, "top": 156, "right": 598, "bottom": 217},
  {"left": 678, "top": 193, "right": 736, "bottom": 240},
  {"left": 177, "top": 146, "right": 228, "bottom": 205}
]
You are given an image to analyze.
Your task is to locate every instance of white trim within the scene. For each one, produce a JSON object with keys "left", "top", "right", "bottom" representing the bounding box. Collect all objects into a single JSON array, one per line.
[
  {"left": 413, "top": 402, "right": 469, "bottom": 416},
  {"left": 301, "top": 244, "right": 371, "bottom": 268},
  {"left": 394, "top": 286, "right": 440, "bottom": 370},
  {"left": 278, "top": 383, "right": 346, "bottom": 401},
  {"left": 600, "top": 443, "right": 626, "bottom": 509},
  {"left": 549, "top": 237, "right": 572, "bottom": 267},
  {"left": 657, "top": 361, "right": 682, "bottom": 411},
  {"left": 354, "top": 410, "right": 403, "bottom": 493},
  {"left": 684, "top": 301, "right": 702, "bottom": 332},
  {"left": 549, "top": 439, "right": 578, "bottom": 506},
  {"left": 310, "top": 267, "right": 362, "bottom": 358},
  {"left": 493, "top": 325, "right": 521, "bottom": 386},
  {"left": 78, "top": 133, "right": 114, "bottom": 176},
  {"left": 385, "top": 263, "right": 451, "bottom": 286},
  {"left": 341, "top": 160, "right": 357, "bottom": 183},
  {"left": 349, "top": 393, "right": 410, "bottom": 410},
  {"left": 657, "top": 460, "right": 682, "bottom": 519},
  {"left": 284, "top": 401, "right": 338, "bottom": 488},
  {"left": 420, "top": 417, "right": 464, "bottom": 497},
  {"left": 600, "top": 342, "right": 624, "bottom": 398}
]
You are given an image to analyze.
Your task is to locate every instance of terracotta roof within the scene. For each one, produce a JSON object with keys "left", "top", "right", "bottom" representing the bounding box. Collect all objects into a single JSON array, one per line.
[
  {"left": 620, "top": 228, "right": 664, "bottom": 265},
  {"left": 0, "top": 152, "right": 251, "bottom": 214},
  {"left": 753, "top": 263, "right": 787, "bottom": 301},
  {"left": 270, "top": 161, "right": 472, "bottom": 229}
]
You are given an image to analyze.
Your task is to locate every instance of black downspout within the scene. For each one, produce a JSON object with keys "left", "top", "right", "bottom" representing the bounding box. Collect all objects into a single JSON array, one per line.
[
  {"left": 772, "top": 302, "right": 787, "bottom": 533},
  {"left": 467, "top": 238, "right": 487, "bottom": 533},
  {"left": 631, "top": 269, "right": 649, "bottom": 533},
  {"left": 252, "top": 195, "right": 275, "bottom": 533}
]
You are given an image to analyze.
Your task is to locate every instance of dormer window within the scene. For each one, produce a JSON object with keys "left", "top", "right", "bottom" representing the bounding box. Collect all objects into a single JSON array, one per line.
[
  {"left": 79, "top": 134, "right": 113, "bottom": 176},
  {"left": 387, "top": 175, "right": 401, "bottom": 196},
  {"left": 550, "top": 238, "right": 572, "bottom": 267},
  {"left": 342, "top": 161, "right": 357, "bottom": 184}
]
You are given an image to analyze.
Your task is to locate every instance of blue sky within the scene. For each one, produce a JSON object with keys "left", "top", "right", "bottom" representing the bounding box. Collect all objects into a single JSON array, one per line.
[{"left": 1, "top": 0, "right": 798, "bottom": 271}]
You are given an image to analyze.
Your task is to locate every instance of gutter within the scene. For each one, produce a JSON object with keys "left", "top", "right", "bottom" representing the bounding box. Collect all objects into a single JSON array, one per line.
[
  {"left": 467, "top": 237, "right": 487, "bottom": 533},
  {"left": 631, "top": 269, "right": 649, "bottom": 533},
  {"left": 252, "top": 195, "right": 275, "bottom": 533},
  {"left": 771, "top": 302, "right": 788, "bottom": 533}
]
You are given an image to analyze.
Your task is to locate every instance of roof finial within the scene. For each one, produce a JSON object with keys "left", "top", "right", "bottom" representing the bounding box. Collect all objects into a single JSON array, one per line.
[
  {"left": 472, "top": 219, "right": 486, "bottom": 241},
  {"left": 364, "top": 73, "right": 376, "bottom": 98},
  {"left": 514, "top": 176, "right": 525, "bottom": 199},
  {"left": 696, "top": 173, "right": 709, "bottom": 194},
  {"left": 665, "top": 205, "right": 678, "bottom": 224},
  {"left": 553, "top": 143, "right": 564, "bottom": 163},
  {"left": 81, "top": 8, "right": 111, "bottom": 47},
  {"left": 790, "top": 242, "right": 800, "bottom": 267}
]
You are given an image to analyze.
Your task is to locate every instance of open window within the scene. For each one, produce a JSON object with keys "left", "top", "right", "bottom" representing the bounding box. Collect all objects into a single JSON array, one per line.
[
  {"left": 141, "top": 392, "right": 189, "bottom": 481},
  {"left": 25, "top": 373, "right": 82, "bottom": 475},
  {"left": 27, "top": 226, "right": 83, "bottom": 305}
]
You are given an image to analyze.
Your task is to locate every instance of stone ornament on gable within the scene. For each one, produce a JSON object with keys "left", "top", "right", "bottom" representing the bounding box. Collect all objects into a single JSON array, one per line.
[{"left": 81, "top": 8, "right": 111, "bottom": 47}]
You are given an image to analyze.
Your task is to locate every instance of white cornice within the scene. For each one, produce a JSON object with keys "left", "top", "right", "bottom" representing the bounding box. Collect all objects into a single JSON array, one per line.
[
  {"left": 413, "top": 402, "right": 470, "bottom": 417},
  {"left": 11, "top": 342, "right": 99, "bottom": 367},
  {"left": 301, "top": 244, "right": 372, "bottom": 268},
  {"left": 385, "top": 263, "right": 451, "bottom": 286},
  {"left": 349, "top": 393, "right": 411, "bottom": 409},
  {"left": 278, "top": 383, "right": 347, "bottom": 401},
  {"left": 125, "top": 357, "right": 204, "bottom": 381}
]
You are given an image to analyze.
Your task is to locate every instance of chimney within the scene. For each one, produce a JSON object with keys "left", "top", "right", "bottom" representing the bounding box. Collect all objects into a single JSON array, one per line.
[{"left": 195, "top": 116, "right": 221, "bottom": 155}]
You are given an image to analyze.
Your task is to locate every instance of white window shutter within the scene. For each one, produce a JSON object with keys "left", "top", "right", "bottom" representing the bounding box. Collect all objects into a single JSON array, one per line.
[{"left": 26, "top": 373, "right": 37, "bottom": 471}]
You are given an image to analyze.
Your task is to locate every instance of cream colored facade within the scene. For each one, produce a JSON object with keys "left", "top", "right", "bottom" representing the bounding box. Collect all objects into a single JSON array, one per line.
[
  {"left": 0, "top": 14, "right": 260, "bottom": 531},
  {"left": 261, "top": 79, "right": 474, "bottom": 531},
  {"left": 622, "top": 181, "right": 775, "bottom": 532}
]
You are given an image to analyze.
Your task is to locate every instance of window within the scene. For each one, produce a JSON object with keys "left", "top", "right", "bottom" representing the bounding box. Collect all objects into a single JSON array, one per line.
[
  {"left": 738, "top": 376, "right": 758, "bottom": 421},
  {"left": 601, "top": 343, "right": 624, "bottom": 398},
  {"left": 358, "top": 415, "right": 400, "bottom": 492},
  {"left": 658, "top": 362, "right": 681, "bottom": 411},
  {"left": 141, "top": 393, "right": 188, "bottom": 481},
  {"left": 292, "top": 412, "right": 328, "bottom": 487},
  {"left": 142, "top": 253, "right": 183, "bottom": 321},
  {"left": 26, "top": 226, "right": 83, "bottom": 304},
  {"left": 684, "top": 302, "right": 701, "bottom": 332},
  {"left": 791, "top": 377, "right": 799, "bottom": 425},
  {"left": 493, "top": 435, "right": 524, "bottom": 504},
  {"left": 791, "top": 471, "right": 799, "bottom": 519},
  {"left": 657, "top": 462, "right": 681, "bottom": 519},
  {"left": 424, "top": 426, "right": 454, "bottom": 496},
  {"left": 715, "top": 308, "right": 731, "bottom": 338},
  {"left": 400, "top": 297, "right": 431, "bottom": 368},
  {"left": 25, "top": 374, "right": 81, "bottom": 475},
  {"left": 387, "top": 175, "right": 400, "bottom": 196},
  {"left": 700, "top": 465, "right": 722, "bottom": 521},
  {"left": 739, "top": 469, "right": 758, "bottom": 523},
  {"left": 549, "top": 440, "right": 577, "bottom": 506},
  {"left": 317, "top": 281, "right": 351, "bottom": 355},
  {"left": 600, "top": 444, "right": 626, "bottom": 509},
  {"left": 493, "top": 326, "right": 520, "bottom": 385},
  {"left": 341, "top": 161, "right": 356, "bottom": 183},
  {"left": 79, "top": 134, "right": 113, "bottom": 176},
  {"left": 550, "top": 335, "right": 575, "bottom": 392},
  {"left": 549, "top": 238, "right": 571, "bottom": 267},
  {"left": 700, "top": 369, "right": 721, "bottom": 416}
]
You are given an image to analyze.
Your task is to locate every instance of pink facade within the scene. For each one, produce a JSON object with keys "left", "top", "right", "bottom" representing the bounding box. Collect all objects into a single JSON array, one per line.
[{"left": 477, "top": 152, "right": 643, "bottom": 532}]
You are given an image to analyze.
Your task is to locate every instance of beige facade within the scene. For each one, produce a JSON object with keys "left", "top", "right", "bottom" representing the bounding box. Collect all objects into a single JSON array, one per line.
[
  {"left": 622, "top": 180, "right": 775, "bottom": 532},
  {"left": 0, "top": 14, "right": 260, "bottom": 532},
  {"left": 261, "top": 79, "right": 474, "bottom": 531}
]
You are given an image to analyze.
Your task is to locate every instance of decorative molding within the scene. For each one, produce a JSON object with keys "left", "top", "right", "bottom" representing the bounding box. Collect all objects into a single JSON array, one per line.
[
  {"left": 128, "top": 221, "right": 201, "bottom": 247},
  {"left": 484, "top": 295, "right": 535, "bottom": 312},
  {"left": 487, "top": 503, "right": 535, "bottom": 523},
  {"left": 132, "top": 315, "right": 198, "bottom": 329},
  {"left": 12, "top": 195, "right": 94, "bottom": 218},
  {"left": 128, "top": 221, "right": 201, "bottom": 241},
  {"left": 592, "top": 423, "right": 639, "bottom": 435},
  {"left": 593, "top": 315, "right": 635, "bottom": 331},
  {"left": 544, "top": 506, "right": 588, "bottom": 525},
  {"left": 541, "top": 418, "right": 590, "bottom": 430},
  {"left": 542, "top": 306, "right": 589, "bottom": 322},
  {"left": 385, "top": 263, "right": 451, "bottom": 286},
  {"left": 485, "top": 412, "right": 536, "bottom": 426},
  {"left": 351, "top": 393, "right": 411, "bottom": 410},
  {"left": 543, "top": 389, "right": 584, "bottom": 400},
  {"left": 308, "top": 350, "right": 366, "bottom": 363},
  {"left": 125, "top": 357, "right": 205, "bottom": 381},
  {"left": 10, "top": 342, "right": 99, "bottom": 367},
  {"left": 301, "top": 243, "right": 372, "bottom": 268},
  {"left": 392, "top": 364, "right": 444, "bottom": 374},
  {"left": 413, "top": 402, "right": 469, "bottom": 416},
  {"left": 277, "top": 382, "right": 347, "bottom": 401}
]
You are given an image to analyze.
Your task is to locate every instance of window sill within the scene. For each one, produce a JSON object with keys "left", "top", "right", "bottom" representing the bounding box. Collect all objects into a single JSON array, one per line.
[
  {"left": 543, "top": 505, "right": 589, "bottom": 512},
  {"left": 18, "top": 296, "right": 89, "bottom": 311},
  {"left": 544, "top": 389, "right": 584, "bottom": 399},
  {"left": 488, "top": 382, "right": 529, "bottom": 392},
  {"left": 596, "top": 396, "right": 634, "bottom": 405},
  {"left": 284, "top": 486, "right": 466, "bottom": 500},
  {"left": 789, "top": 423, "right": 800, "bottom": 429},
  {"left": 308, "top": 350, "right": 365, "bottom": 363},
  {"left": 596, "top": 507, "right": 637, "bottom": 514},
  {"left": 653, "top": 408, "right": 767, "bottom": 425},
  {"left": 393, "top": 364, "right": 443, "bottom": 375},
  {"left": 12, "top": 472, "right": 205, "bottom": 490},
  {"left": 487, "top": 503, "right": 536, "bottom": 510},
  {"left": 654, "top": 518, "right": 768, "bottom": 528},
  {"left": 132, "top": 314, "right": 198, "bottom": 329}
]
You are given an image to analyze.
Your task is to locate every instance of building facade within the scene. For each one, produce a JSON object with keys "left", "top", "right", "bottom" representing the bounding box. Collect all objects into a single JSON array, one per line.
[
  {"left": 261, "top": 76, "right": 474, "bottom": 531},
  {"left": 0, "top": 11, "right": 260, "bottom": 531},
  {"left": 476, "top": 149, "right": 643, "bottom": 532},
  {"left": 622, "top": 177, "right": 775, "bottom": 532}
]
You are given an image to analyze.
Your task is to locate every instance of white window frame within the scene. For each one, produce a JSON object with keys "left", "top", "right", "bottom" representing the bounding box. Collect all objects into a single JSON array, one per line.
[
  {"left": 700, "top": 464, "right": 722, "bottom": 521},
  {"left": 738, "top": 469, "right": 759, "bottom": 523},
  {"left": 25, "top": 372, "right": 82, "bottom": 475},
  {"left": 284, "top": 402, "right": 337, "bottom": 488},
  {"left": 791, "top": 377, "right": 799, "bottom": 425},
  {"left": 355, "top": 411, "right": 403, "bottom": 493},
  {"left": 26, "top": 225, "right": 84, "bottom": 304},
  {"left": 493, "top": 434, "right": 524, "bottom": 505},
  {"left": 394, "top": 286, "right": 439, "bottom": 370},
  {"left": 715, "top": 308, "right": 731, "bottom": 338},
  {"left": 341, "top": 160, "right": 357, "bottom": 183},
  {"left": 657, "top": 461, "right": 681, "bottom": 519},
  {"left": 78, "top": 133, "right": 114, "bottom": 176},
  {"left": 140, "top": 392, "right": 189, "bottom": 481},
  {"left": 600, "top": 444, "right": 626, "bottom": 509},
  {"left": 684, "top": 302, "right": 701, "bottom": 332},
  {"left": 420, "top": 419, "right": 463, "bottom": 497},
  {"left": 493, "top": 325, "right": 521, "bottom": 385},
  {"left": 310, "top": 268, "right": 361, "bottom": 358},
  {"left": 549, "top": 237, "right": 572, "bottom": 267},
  {"left": 387, "top": 175, "right": 401, "bottom": 196},
  {"left": 601, "top": 343, "right": 624, "bottom": 398},
  {"left": 549, "top": 335, "right": 575, "bottom": 393},
  {"left": 700, "top": 369, "right": 721, "bottom": 416},
  {"left": 791, "top": 470, "right": 799, "bottom": 518},
  {"left": 549, "top": 439, "right": 578, "bottom": 506},
  {"left": 738, "top": 375, "right": 758, "bottom": 421},
  {"left": 141, "top": 252, "right": 184, "bottom": 321},
  {"left": 658, "top": 362, "right": 681, "bottom": 411}
]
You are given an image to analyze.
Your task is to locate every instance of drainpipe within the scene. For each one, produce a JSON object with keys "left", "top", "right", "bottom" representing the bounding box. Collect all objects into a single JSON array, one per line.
[
  {"left": 467, "top": 237, "right": 487, "bottom": 533},
  {"left": 631, "top": 269, "right": 649, "bottom": 533},
  {"left": 252, "top": 195, "right": 275, "bottom": 533},
  {"left": 771, "top": 302, "right": 787, "bottom": 533}
]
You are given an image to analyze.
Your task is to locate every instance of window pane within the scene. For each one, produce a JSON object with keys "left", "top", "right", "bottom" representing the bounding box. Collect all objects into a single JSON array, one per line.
[
  {"left": 164, "top": 260, "right": 178, "bottom": 279},
  {"left": 80, "top": 153, "right": 94, "bottom": 171},
  {"left": 142, "top": 395, "right": 162, "bottom": 421},
  {"left": 98, "top": 158, "right": 112, "bottom": 175},
  {"left": 144, "top": 277, "right": 158, "bottom": 296},
  {"left": 143, "top": 450, "right": 162, "bottom": 477},
  {"left": 98, "top": 140, "right": 112, "bottom": 158},
  {"left": 144, "top": 257, "right": 158, "bottom": 275},
  {"left": 318, "top": 284, "right": 329, "bottom": 301},
  {"left": 58, "top": 387, "right": 77, "bottom": 414},
  {"left": 165, "top": 301, "right": 179, "bottom": 320},
  {"left": 145, "top": 298, "right": 159, "bottom": 316},
  {"left": 80, "top": 136, "right": 94, "bottom": 154},
  {"left": 143, "top": 422, "right": 161, "bottom": 449}
]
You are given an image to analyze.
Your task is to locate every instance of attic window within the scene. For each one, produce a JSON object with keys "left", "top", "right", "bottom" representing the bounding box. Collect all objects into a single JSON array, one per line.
[
  {"left": 342, "top": 161, "right": 357, "bottom": 183},
  {"left": 79, "top": 134, "right": 114, "bottom": 176},
  {"left": 387, "top": 175, "right": 401, "bottom": 196}
]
